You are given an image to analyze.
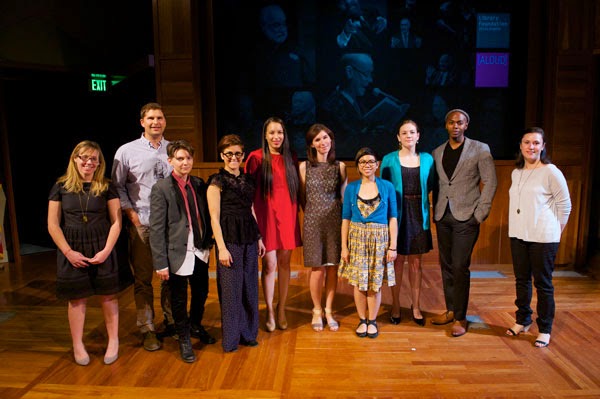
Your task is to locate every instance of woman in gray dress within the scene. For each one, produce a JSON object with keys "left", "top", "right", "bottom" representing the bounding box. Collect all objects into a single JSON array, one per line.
[{"left": 299, "top": 124, "right": 347, "bottom": 331}]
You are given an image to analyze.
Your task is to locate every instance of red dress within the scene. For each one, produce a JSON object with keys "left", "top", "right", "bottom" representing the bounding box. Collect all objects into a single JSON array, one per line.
[{"left": 245, "top": 149, "right": 302, "bottom": 252}]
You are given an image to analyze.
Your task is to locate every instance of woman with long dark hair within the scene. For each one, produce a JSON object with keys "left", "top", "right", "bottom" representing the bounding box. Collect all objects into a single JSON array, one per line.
[{"left": 245, "top": 117, "right": 302, "bottom": 331}]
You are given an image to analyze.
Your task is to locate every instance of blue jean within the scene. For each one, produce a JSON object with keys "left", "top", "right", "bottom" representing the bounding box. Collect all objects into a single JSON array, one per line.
[{"left": 510, "top": 238, "right": 559, "bottom": 334}]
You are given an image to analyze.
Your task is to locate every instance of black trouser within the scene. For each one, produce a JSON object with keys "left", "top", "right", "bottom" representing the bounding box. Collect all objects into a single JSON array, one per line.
[
  {"left": 436, "top": 209, "right": 480, "bottom": 321},
  {"left": 168, "top": 258, "right": 209, "bottom": 337},
  {"left": 510, "top": 238, "right": 559, "bottom": 334}
]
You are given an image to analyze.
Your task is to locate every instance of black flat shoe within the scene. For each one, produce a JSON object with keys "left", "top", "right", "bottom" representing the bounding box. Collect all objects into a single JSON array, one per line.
[
  {"left": 367, "top": 319, "right": 379, "bottom": 339},
  {"left": 411, "top": 306, "right": 425, "bottom": 326},
  {"left": 239, "top": 338, "right": 259, "bottom": 347},
  {"left": 355, "top": 318, "right": 368, "bottom": 338},
  {"left": 390, "top": 315, "right": 401, "bottom": 325},
  {"left": 191, "top": 324, "right": 216, "bottom": 344}
]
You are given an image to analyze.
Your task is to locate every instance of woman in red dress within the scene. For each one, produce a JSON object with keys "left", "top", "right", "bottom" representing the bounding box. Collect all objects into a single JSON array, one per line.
[{"left": 245, "top": 117, "right": 302, "bottom": 331}]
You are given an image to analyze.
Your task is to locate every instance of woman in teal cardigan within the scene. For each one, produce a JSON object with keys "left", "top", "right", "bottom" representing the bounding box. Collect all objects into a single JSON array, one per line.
[
  {"left": 339, "top": 147, "right": 398, "bottom": 339},
  {"left": 380, "top": 120, "right": 434, "bottom": 326}
]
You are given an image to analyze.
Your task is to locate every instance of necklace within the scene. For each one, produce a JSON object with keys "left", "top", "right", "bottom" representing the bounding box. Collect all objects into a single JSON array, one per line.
[
  {"left": 516, "top": 161, "right": 540, "bottom": 214},
  {"left": 79, "top": 187, "right": 91, "bottom": 223}
]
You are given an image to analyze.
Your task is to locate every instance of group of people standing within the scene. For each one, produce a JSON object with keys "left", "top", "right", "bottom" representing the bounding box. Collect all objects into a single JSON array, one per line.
[{"left": 47, "top": 103, "right": 571, "bottom": 365}]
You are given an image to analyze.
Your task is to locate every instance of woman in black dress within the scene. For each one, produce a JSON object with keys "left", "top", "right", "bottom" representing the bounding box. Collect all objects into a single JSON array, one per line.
[
  {"left": 48, "top": 141, "right": 124, "bottom": 365},
  {"left": 207, "top": 134, "right": 266, "bottom": 352},
  {"left": 380, "top": 120, "right": 434, "bottom": 326}
]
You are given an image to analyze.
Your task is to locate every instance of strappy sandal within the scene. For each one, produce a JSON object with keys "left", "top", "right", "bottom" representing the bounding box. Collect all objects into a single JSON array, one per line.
[
  {"left": 367, "top": 319, "right": 379, "bottom": 339},
  {"left": 355, "top": 318, "right": 368, "bottom": 337},
  {"left": 325, "top": 308, "right": 339, "bottom": 332},
  {"left": 311, "top": 308, "right": 324, "bottom": 332},
  {"left": 505, "top": 322, "right": 532, "bottom": 336},
  {"left": 534, "top": 333, "right": 551, "bottom": 348}
]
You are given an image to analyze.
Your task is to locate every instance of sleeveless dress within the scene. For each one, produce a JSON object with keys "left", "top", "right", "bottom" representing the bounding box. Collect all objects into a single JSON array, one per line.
[
  {"left": 245, "top": 150, "right": 302, "bottom": 251},
  {"left": 49, "top": 182, "right": 126, "bottom": 300},
  {"left": 397, "top": 166, "right": 433, "bottom": 255},
  {"left": 303, "top": 161, "right": 342, "bottom": 267}
]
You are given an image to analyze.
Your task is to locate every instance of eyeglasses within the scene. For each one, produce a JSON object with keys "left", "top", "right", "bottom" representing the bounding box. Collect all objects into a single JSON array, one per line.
[
  {"left": 358, "top": 160, "right": 378, "bottom": 166},
  {"left": 350, "top": 65, "right": 372, "bottom": 80},
  {"left": 78, "top": 155, "right": 100, "bottom": 164},
  {"left": 222, "top": 151, "right": 244, "bottom": 160}
]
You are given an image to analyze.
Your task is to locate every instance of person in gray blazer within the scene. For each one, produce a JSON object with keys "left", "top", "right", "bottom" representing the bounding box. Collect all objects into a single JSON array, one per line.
[
  {"left": 149, "top": 140, "right": 215, "bottom": 362},
  {"left": 430, "top": 109, "right": 497, "bottom": 337}
]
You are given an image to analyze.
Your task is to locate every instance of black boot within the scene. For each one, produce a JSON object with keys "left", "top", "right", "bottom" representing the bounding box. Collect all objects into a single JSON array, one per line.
[{"left": 178, "top": 334, "right": 196, "bottom": 363}]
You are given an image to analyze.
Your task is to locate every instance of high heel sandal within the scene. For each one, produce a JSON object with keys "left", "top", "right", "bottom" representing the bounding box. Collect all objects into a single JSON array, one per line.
[
  {"left": 534, "top": 333, "right": 550, "bottom": 348},
  {"left": 324, "top": 308, "right": 339, "bottom": 332},
  {"left": 367, "top": 319, "right": 379, "bottom": 339},
  {"left": 355, "top": 318, "right": 368, "bottom": 338},
  {"left": 505, "top": 322, "right": 532, "bottom": 337},
  {"left": 311, "top": 308, "right": 324, "bottom": 332}
]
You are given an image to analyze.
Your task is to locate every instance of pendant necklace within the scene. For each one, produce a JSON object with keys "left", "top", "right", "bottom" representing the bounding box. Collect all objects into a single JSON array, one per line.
[
  {"left": 79, "top": 187, "right": 91, "bottom": 223},
  {"left": 516, "top": 160, "right": 540, "bottom": 214}
]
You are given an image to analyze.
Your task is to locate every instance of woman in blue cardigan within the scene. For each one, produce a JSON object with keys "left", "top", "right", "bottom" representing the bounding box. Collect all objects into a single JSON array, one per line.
[
  {"left": 339, "top": 147, "right": 398, "bottom": 339},
  {"left": 381, "top": 120, "right": 434, "bottom": 326}
]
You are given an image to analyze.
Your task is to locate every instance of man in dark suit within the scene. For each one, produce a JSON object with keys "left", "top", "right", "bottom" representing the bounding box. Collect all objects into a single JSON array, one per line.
[
  {"left": 149, "top": 140, "right": 215, "bottom": 362},
  {"left": 390, "top": 17, "right": 422, "bottom": 48},
  {"left": 431, "top": 109, "right": 497, "bottom": 337}
]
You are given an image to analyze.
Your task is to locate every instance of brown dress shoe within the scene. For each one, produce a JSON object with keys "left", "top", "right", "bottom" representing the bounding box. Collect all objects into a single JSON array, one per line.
[
  {"left": 142, "top": 331, "right": 161, "bottom": 351},
  {"left": 451, "top": 320, "right": 468, "bottom": 337},
  {"left": 431, "top": 311, "right": 454, "bottom": 325}
]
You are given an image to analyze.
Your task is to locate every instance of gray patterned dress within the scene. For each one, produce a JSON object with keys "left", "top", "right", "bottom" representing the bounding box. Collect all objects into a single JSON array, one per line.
[{"left": 303, "top": 161, "right": 342, "bottom": 267}]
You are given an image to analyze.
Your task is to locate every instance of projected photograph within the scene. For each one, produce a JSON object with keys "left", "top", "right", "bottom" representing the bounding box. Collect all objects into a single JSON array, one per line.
[{"left": 212, "top": 0, "right": 527, "bottom": 159}]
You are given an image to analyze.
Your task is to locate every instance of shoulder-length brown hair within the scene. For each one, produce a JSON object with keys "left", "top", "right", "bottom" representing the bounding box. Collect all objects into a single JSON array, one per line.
[
  {"left": 260, "top": 117, "right": 299, "bottom": 202},
  {"left": 305, "top": 123, "right": 336, "bottom": 165}
]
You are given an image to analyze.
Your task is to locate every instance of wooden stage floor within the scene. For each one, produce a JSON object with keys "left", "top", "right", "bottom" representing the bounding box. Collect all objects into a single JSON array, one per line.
[{"left": 1, "top": 251, "right": 600, "bottom": 398}]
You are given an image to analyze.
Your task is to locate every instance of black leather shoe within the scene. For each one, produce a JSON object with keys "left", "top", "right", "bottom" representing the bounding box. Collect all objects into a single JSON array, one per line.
[
  {"left": 389, "top": 315, "right": 401, "bottom": 325},
  {"left": 191, "top": 324, "right": 216, "bottom": 344},
  {"left": 411, "top": 306, "right": 425, "bottom": 326},
  {"left": 240, "top": 338, "right": 259, "bottom": 347},
  {"left": 178, "top": 336, "right": 196, "bottom": 363},
  {"left": 157, "top": 323, "right": 178, "bottom": 340}
]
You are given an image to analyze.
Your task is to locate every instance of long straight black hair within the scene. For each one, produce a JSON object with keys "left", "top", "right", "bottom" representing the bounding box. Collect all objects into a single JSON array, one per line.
[{"left": 260, "top": 116, "right": 299, "bottom": 202}]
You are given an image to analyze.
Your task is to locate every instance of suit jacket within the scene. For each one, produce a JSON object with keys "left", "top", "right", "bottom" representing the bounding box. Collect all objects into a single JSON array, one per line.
[
  {"left": 432, "top": 137, "right": 497, "bottom": 223},
  {"left": 390, "top": 32, "right": 420, "bottom": 48},
  {"left": 149, "top": 175, "right": 213, "bottom": 273}
]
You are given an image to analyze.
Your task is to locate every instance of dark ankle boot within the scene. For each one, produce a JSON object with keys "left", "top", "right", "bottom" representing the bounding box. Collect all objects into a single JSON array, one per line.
[{"left": 178, "top": 334, "right": 196, "bottom": 363}]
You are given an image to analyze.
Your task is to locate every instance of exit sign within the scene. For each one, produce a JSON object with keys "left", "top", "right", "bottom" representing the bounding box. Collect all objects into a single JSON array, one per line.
[
  {"left": 91, "top": 79, "right": 108, "bottom": 91},
  {"left": 88, "top": 73, "right": 127, "bottom": 93}
]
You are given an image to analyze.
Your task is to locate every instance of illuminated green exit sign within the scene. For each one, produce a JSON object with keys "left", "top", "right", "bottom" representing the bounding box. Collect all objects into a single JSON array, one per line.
[
  {"left": 90, "top": 73, "right": 108, "bottom": 92},
  {"left": 89, "top": 73, "right": 125, "bottom": 93}
]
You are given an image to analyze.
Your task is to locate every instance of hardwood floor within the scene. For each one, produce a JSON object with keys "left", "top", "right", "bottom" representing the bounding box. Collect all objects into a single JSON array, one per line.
[{"left": 1, "top": 251, "right": 600, "bottom": 398}]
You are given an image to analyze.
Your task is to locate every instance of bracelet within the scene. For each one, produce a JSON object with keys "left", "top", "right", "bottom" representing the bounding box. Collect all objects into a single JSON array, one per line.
[{"left": 388, "top": 248, "right": 396, "bottom": 251}]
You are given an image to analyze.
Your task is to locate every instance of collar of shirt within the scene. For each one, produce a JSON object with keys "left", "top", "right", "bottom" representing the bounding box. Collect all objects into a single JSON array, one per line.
[{"left": 140, "top": 133, "right": 165, "bottom": 150}]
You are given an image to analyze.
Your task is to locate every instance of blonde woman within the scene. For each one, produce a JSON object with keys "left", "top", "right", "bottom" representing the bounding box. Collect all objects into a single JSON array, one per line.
[{"left": 48, "top": 141, "right": 124, "bottom": 365}]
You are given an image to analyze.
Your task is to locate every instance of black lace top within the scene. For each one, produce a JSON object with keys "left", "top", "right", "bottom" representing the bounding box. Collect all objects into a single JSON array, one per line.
[{"left": 208, "top": 168, "right": 260, "bottom": 244}]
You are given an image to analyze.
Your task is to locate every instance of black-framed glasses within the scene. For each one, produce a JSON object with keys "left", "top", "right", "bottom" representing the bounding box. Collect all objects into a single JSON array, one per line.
[
  {"left": 78, "top": 155, "right": 100, "bottom": 164},
  {"left": 222, "top": 151, "right": 244, "bottom": 160},
  {"left": 358, "top": 160, "right": 378, "bottom": 166}
]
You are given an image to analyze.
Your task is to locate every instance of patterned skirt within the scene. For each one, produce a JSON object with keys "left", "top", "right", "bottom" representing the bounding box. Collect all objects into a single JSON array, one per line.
[{"left": 338, "top": 221, "right": 396, "bottom": 292}]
